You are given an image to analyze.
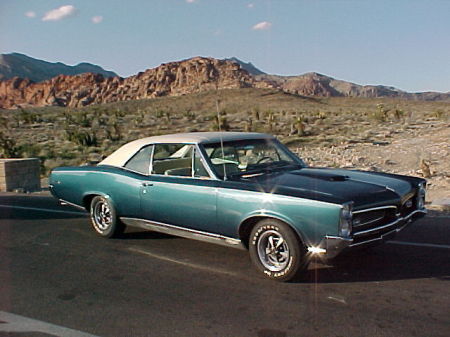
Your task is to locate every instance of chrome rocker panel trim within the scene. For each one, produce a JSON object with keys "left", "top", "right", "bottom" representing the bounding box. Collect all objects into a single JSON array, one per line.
[
  {"left": 120, "top": 217, "right": 246, "bottom": 250},
  {"left": 59, "top": 198, "right": 89, "bottom": 212},
  {"left": 316, "top": 208, "right": 427, "bottom": 259}
]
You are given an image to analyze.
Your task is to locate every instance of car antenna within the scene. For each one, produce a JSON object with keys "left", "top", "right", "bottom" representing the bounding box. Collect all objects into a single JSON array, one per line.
[{"left": 216, "top": 98, "right": 227, "bottom": 180}]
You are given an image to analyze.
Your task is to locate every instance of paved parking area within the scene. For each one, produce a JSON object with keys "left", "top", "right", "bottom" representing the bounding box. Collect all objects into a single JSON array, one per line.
[{"left": 1, "top": 194, "right": 449, "bottom": 337}]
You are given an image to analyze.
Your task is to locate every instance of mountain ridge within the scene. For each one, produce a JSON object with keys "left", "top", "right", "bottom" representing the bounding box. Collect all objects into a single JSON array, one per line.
[
  {"left": 0, "top": 56, "right": 253, "bottom": 109},
  {"left": 0, "top": 52, "right": 117, "bottom": 83},
  {"left": 0, "top": 54, "right": 449, "bottom": 109}
]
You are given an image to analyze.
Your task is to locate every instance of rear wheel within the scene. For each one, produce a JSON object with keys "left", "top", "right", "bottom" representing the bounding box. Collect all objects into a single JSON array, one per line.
[
  {"left": 249, "top": 219, "right": 308, "bottom": 282},
  {"left": 90, "top": 196, "right": 125, "bottom": 238}
]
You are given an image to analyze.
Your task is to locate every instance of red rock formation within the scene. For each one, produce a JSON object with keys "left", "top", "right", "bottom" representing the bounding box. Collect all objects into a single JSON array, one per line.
[{"left": 0, "top": 57, "right": 253, "bottom": 109}]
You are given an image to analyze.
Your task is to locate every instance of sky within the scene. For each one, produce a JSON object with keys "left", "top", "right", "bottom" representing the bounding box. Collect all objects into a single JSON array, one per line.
[{"left": 1, "top": 0, "right": 449, "bottom": 92}]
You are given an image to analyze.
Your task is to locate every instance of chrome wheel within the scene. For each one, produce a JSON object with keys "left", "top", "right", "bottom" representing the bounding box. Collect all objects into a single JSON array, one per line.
[
  {"left": 92, "top": 199, "right": 112, "bottom": 231},
  {"left": 89, "top": 196, "right": 125, "bottom": 238},
  {"left": 256, "top": 230, "right": 290, "bottom": 272}
]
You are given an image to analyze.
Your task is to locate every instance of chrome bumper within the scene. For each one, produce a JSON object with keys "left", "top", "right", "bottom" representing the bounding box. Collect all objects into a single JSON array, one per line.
[{"left": 309, "top": 208, "right": 427, "bottom": 259}]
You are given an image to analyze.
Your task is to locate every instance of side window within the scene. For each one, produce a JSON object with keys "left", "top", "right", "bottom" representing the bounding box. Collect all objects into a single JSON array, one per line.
[
  {"left": 124, "top": 145, "right": 153, "bottom": 175},
  {"left": 150, "top": 144, "right": 210, "bottom": 178},
  {"left": 194, "top": 149, "right": 210, "bottom": 178},
  {"left": 152, "top": 144, "right": 193, "bottom": 176}
]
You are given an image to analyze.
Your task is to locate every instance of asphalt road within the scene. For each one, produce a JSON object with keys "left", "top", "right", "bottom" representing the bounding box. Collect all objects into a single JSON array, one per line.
[{"left": 0, "top": 193, "right": 449, "bottom": 337}]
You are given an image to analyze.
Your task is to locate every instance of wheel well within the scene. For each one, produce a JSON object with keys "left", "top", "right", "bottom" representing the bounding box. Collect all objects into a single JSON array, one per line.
[
  {"left": 82, "top": 194, "right": 98, "bottom": 211},
  {"left": 238, "top": 216, "right": 305, "bottom": 249}
]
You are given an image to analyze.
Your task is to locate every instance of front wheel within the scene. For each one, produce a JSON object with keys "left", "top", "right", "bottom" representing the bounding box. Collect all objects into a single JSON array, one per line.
[
  {"left": 90, "top": 196, "right": 125, "bottom": 238},
  {"left": 249, "top": 219, "right": 308, "bottom": 282}
]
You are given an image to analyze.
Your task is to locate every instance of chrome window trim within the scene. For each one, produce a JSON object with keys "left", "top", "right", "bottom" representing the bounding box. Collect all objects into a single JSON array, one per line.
[
  {"left": 148, "top": 144, "right": 155, "bottom": 175},
  {"left": 196, "top": 144, "right": 219, "bottom": 180}
]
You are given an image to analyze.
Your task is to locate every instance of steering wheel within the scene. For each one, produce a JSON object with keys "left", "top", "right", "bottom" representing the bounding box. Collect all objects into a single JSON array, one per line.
[{"left": 256, "top": 156, "right": 274, "bottom": 164}]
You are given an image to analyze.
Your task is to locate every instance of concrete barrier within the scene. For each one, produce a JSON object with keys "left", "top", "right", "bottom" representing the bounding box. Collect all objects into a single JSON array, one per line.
[{"left": 0, "top": 158, "right": 41, "bottom": 192}]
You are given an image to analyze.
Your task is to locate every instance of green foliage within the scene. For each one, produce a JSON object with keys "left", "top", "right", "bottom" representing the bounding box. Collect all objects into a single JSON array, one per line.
[
  {"left": 391, "top": 108, "right": 405, "bottom": 121},
  {"left": 245, "top": 118, "right": 253, "bottom": 132},
  {"left": 431, "top": 110, "right": 447, "bottom": 120},
  {"left": 65, "top": 129, "right": 98, "bottom": 147},
  {"left": 213, "top": 113, "right": 230, "bottom": 131},
  {"left": 18, "top": 108, "right": 40, "bottom": 124},
  {"left": 253, "top": 107, "right": 261, "bottom": 121},
  {"left": 372, "top": 103, "right": 389, "bottom": 122},
  {"left": 2, "top": 87, "right": 449, "bottom": 175},
  {"left": 0, "top": 132, "right": 23, "bottom": 158},
  {"left": 18, "top": 143, "right": 41, "bottom": 158},
  {"left": 0, "top": 116, "right": 8, "bottom": 129},
  {"left": 291, "top": 115, "right": 306, "bottom": 136},
  {"left": 105, "top": 122, "right": 122, "bottom": 141}
]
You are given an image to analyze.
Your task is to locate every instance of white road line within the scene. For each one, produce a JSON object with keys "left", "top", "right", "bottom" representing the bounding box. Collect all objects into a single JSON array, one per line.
[
  {"left": 128, "top": 247, "right": 238, "bottom": 277},
  {"left": 387, "top": 240, "right": 450, "bottom": 249},
  {"left": 0, "top": 311, "right": 100, "bottom": 337},
  {"left": 0, "top": 204, "right": 87, "bottom": 216}
]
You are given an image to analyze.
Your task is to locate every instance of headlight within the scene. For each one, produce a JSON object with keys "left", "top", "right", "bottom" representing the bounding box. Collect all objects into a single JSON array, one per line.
[
  {"left": 339, "top": 202, "right": 353, "bottom": 238},
  {"left": 417, "top": 183, "right": 426, "bottom": 210}
]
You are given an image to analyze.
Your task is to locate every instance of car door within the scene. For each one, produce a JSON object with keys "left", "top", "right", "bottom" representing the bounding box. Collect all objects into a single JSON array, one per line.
[{"left": 140, "top": 143, "right": 219, "bottom": 233}]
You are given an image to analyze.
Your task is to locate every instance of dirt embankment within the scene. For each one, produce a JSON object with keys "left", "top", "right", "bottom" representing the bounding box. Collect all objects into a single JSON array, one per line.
[{"left": 297, "top": 120, "right": 450, "bottom": 211}]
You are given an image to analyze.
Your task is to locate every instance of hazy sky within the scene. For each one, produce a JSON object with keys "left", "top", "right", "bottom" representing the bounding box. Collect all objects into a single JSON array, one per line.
[{"left": 1, "top": 0, "right": 449, "bottom": 92}]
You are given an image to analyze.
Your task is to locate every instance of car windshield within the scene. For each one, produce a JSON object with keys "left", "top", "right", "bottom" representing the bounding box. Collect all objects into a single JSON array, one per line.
[{"left": 202, "top": 138, "right": 305, "bottom": 179}]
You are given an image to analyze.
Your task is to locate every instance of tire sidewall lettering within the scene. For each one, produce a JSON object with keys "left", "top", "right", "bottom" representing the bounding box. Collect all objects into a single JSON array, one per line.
[{"left": 251, "top": 223, "right": 294, "bottom": 279}]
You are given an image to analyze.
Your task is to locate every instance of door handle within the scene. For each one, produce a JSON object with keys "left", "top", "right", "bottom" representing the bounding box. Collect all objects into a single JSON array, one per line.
[{"left": 142, "top": 182, "right": 153, "bottom": 187}]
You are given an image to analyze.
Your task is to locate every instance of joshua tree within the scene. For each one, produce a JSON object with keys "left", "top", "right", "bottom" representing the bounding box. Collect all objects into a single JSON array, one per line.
[{"left": 245, "top": 118, "right": 253, "bottom": 132}]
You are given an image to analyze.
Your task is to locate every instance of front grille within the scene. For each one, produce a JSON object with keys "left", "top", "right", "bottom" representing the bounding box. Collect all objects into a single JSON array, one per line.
[{"left": 351, "top": 206, "right": 399, "bottom": 245}]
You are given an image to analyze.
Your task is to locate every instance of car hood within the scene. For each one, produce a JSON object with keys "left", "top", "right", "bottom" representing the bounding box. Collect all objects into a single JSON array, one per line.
[{"left": 246, "top": 167, "right": 417, "bottom": 209}]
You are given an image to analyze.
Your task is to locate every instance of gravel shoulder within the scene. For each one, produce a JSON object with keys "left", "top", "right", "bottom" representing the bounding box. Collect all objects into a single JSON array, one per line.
[{"left": 297, "top": 120, "right": 450, "bottom": 211}]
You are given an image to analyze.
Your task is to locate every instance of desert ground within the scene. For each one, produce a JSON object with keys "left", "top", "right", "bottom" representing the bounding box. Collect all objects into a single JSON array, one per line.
[{"left": 1, "top": 88, "right": 449, "bottom": 209}]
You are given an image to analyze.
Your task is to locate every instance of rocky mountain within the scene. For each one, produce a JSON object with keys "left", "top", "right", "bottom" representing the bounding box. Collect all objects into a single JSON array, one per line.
[
  {"left": 0, "top": 57, "right": 253, "bottom": 109},
  {"left": 225, "top": 57, "right": 266, "bottom": 76},
  {"left": 0, "top": 55, "right": 449, "bottom": 109},
  {"left": 256, "top": 72, "right": 450, "bottom": 100},
  {"left": 0, "top": 53, "right": 117, "bottom": 83}
]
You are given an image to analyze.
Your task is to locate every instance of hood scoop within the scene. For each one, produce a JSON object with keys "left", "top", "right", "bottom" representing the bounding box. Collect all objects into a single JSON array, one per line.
[{"left": 290, "top": 169, "right": 349, "bottom": 182}]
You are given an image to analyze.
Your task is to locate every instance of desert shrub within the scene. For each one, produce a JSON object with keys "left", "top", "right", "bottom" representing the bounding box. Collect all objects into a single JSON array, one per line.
[
  {"left": 0, "top": 116, "right": 8, "bottom": 130},
  {"left": 65, "top": 129, "right": 98, "bottom": 147},
  {"left": 431, "top": 110, "right": 447, "bottom": 120},
  {"left": 245, "top": 118, "right": 253, "bottom": 132},
  {"left": 392, "top": 108, "right": 405, "bottom": 121},
  {"left": 105, "top": 122, "right": 122, "bottom": 141},
  {"left": 371, "top": 103, "right": 389, "bottom": 122},
  {"left": 18, "top": 108, "right": 40, "bottom": 124},
  {"left": 289, "top": 115, "right": 306, "bottom": 136},
  {"left": 0, "top": 132, "right": 22, "bottom": 158},
  {"left": 18, "top": 143, "right": 41, "bottom": 158},
  {"left": 75, "top": 111, "right": 92, "bottom": 127},
  {"left": 212, "top": 113, "right": 230, "bottom": 131}
]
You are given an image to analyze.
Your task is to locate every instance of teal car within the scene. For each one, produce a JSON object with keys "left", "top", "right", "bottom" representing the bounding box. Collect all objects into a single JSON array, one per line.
[{"left": 50, "top": 132, "right": 427, "bottom": 281}]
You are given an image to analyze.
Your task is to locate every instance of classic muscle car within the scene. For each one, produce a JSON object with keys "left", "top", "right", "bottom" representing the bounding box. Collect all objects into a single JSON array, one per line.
[{"left": 49, "top": 132, "right": 427, "bottom": 281}]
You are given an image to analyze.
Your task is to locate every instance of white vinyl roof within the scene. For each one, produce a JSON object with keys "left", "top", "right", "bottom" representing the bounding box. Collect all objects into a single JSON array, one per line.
[{"left": 99, "top": 132, "right": 273, "bottom": 168}]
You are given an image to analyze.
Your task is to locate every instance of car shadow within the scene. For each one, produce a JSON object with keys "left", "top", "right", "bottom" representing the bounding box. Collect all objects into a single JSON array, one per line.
[
  {"left": 0, "top": 194, "right": 87, "bottom": 220},
  {"left": 298, "top": 245, "right": 449, "bottom": 283},
  {"left": 120, "top": 229, "right": 177, "bottom": 241},
  {"left": 300, "top": 231, "right": 449, "bottom": 283}
]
